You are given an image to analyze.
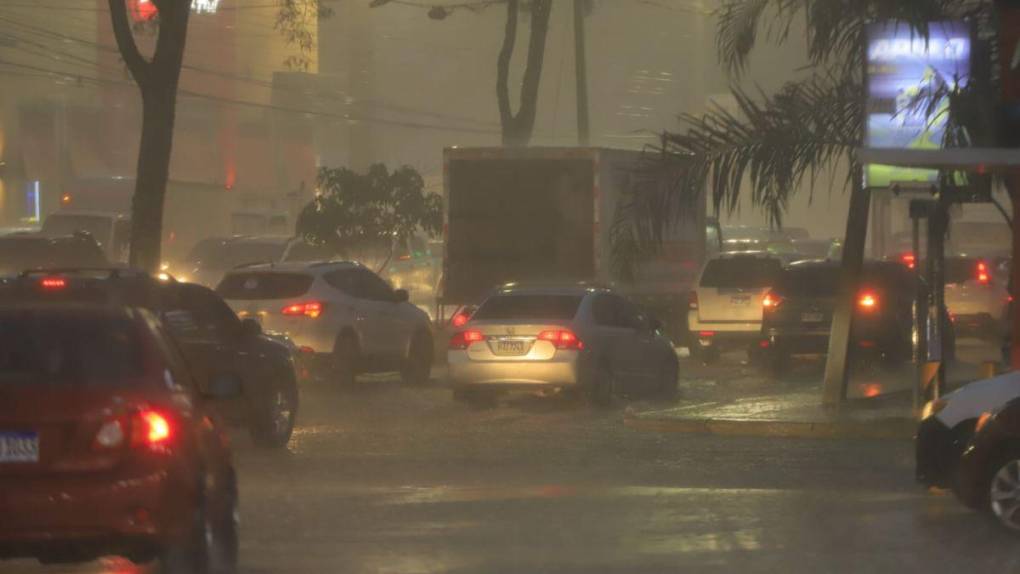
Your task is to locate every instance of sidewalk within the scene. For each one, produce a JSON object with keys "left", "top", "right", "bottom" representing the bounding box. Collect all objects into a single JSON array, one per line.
[{"left": 623, "top": 341, "right": 1001, "bottom": 440}]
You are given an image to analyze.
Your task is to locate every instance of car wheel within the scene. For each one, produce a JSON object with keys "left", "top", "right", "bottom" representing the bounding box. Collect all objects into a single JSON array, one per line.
[
  {"left": 587, "top": 363, "right": 615, "bottom": 408},
  {"left": 988, "top": 453, "right": 1020, "bottom": 531},
  {"left": 401, "top": 330, "right": 433, "bottom": 385},
  {"left": 250, "top": 379, "right": 298, "bottom": 449},
  {"left": 159, "top": 487, "right": 238, "bottom": 574},
  {"left": 332, "top": 334, "right": 358, "bottom": 386}
]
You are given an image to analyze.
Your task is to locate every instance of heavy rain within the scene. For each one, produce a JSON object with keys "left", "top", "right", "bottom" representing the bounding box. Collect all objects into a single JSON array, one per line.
[{"left": 1, "top": 1, "right": 1020, "bottom": 573}]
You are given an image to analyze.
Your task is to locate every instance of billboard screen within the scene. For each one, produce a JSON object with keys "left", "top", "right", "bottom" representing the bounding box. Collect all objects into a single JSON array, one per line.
[{"left": 864, "top": 21, "right": 971, "bottom": 188}]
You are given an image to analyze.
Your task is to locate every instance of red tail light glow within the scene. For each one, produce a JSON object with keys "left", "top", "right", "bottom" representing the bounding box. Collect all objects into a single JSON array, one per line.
[
  {"left": 762, "top": 292, "right": 783, "bottom": 310},
  {"left": 131, "top": 410, "right": 172, "bottom": 448},
  {"left": 977, "top": 261, "right": 991, "bottom": 284},
  {"left": 857, "top": 291, "right": 878, "bottom": 311},
  {"left": 537, "top": 329, "right": 584, "bottom": 350},
  {"left": 450, "top": 308, "right": 473, "bottom": 328},
  {"left": 40, "top": 277, "right": 66, "bottom": 290},
  {"left": 282, "top": 301, "right": 324, "bottom": 318},
  {"left": 449, "top": 329, "right": 484, "bottom": 350},
  {"left": 900, "top": 252, "right": 916, "bottom": 270}
]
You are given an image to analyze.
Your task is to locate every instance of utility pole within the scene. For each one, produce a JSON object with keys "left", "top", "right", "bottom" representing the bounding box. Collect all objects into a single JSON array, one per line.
[
  {"left": 573, "top": 0, "right": 590, "bottom": 146},
  {"left": 995, "top": 0, "right": 1020, "bottom": 369}
]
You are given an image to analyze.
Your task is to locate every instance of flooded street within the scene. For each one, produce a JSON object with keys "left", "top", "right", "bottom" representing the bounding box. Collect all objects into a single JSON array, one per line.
[{"left": 12, "top": 356, "right": 1020, "bottom": 574}]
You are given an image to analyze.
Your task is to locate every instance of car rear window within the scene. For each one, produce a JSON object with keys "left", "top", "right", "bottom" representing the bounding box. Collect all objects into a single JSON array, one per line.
[
  {"left": 0, "top": 310, "right": 145, "bottom": 386},
  {"left": 700, "top": 258, "right": 781, "bottom": 289},
  {"left": 775, "top": 267, "right": 841, "bottom": 296},
  {"left": 945, "top": 258, "right": 978, "bottom": 285},
  {"left": 216, "top": 272, "right": 314, "bottom": 300},
  {"left": 472, "top": 294, "right": 583, "bottom": 321}
]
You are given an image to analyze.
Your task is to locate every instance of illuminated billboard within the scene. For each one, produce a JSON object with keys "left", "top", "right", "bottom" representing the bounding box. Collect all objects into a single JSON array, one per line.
[{"left": 864, "top": 21, "right": 971, "bottom": 188}]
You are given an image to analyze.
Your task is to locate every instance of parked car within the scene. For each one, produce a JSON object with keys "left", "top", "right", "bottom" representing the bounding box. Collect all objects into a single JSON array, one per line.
[
  {"left": 761, "top": 260, "right": 953, "bottom": 374},
  {"left": 448, "top": 283, "right": 678, "bottom": 406},
  {"left": 186, "top": 236, "right": 335, "bottom": 288},
  {"left": 0, "top": 295, "right": 239, "bottom": 572},
  {"left": 791, "top": 238, "right": 837, "bottom": 262},
  {"left": 0, "top": 232, "right": 108, "bottom": 277},
  {"left": 40, "top": 210, "right": 131, "bottom": 263},
  {"left": 4, "top": 269, "right": 299, "bottom": 448},
  {"left": 916, "top": 370, "right": 1020, "bottom": 490},
  {"left": 944, "top": 256, "right": 1010, "bottom": 339},
  {"left": 954, "top": 397, "right": 1020, "bottom": 530},
  {"left": 687, "top": 252, "right": 783, "bottom": 362},
  {"left": 216, "top": 261, "right": 434, "bottom": 386}
]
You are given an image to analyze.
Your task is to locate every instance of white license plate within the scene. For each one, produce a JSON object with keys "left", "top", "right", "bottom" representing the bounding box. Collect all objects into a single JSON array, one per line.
[
  {"left": 495, "top": 340, "right": 528, "bottom": 355},
  {"left": 730, "top": 296, "right": 751, "bottom": 305},
  {"left": 801, "top": 312, "right": 824, "bottom": 323},
  {"left": 0, "top": 432, "right": 39, "bottom": 463}
]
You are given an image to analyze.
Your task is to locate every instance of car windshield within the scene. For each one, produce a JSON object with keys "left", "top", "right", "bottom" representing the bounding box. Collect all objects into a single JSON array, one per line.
[
  {"left": 0, "top": 309, "right": 145, "bottom": 386},
  {"left": 217, "top": 272, "right": 314, "bottom": 300},
  {"left": 472, "top": 294, "right": 583, "bottom": 321},
  {"left": 41, "top": 215, "right": 113, "bottom": 243},
  {"left": 0, "top": 237, "right": 108, "bottom": 275},
  {"left": 701, "top": 258, "right": 782, "bottom": 289}
]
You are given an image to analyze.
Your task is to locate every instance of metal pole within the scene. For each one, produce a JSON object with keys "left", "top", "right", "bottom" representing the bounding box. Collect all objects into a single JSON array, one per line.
[
  {"left": 573, "top": 0, "right": 590, "bottom": 146},
  {"left": 911, "top": 209, "right": 924, "bottom": 412},
  {"left": 927, "top": 199, "right": 948, "bottom": 398},
  {"left": 823, "top": 176, "right": 871, "bottom": 407}
]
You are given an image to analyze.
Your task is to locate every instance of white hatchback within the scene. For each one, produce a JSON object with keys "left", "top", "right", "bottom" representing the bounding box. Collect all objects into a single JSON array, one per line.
[{"left": 216, "top": 261, "right": 434, "bottom": 385}]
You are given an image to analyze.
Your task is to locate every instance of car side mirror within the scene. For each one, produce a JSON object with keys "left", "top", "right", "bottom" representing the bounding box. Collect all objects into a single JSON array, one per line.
[
  {"left": 205, "top": 374, "right": 242, "bottom": 399},
  {"left": 239, "top": 318, "right": 262, "bottom": 339},
  {"left": 393, "top": 289, "right": 410, "bottom": 303}
]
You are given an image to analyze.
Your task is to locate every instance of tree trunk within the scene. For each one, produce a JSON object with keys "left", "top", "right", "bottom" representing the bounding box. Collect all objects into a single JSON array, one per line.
[
  {"left": 129, "top": 86, "right": 178, "bottom": 272},
  {"left": 496, "top": 0, "right": 552, "bottom": 147}
]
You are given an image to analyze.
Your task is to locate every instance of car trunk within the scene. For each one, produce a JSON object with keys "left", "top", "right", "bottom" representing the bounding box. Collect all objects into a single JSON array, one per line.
[
  {"left": 463, "top": 321, "right": 572, "bottom": 361},
  {"left": 697, "top": 287, "right": 771, "bottom": 323},
  {"left": 0, "top": 386, "right": 151, "bottom": 477}
]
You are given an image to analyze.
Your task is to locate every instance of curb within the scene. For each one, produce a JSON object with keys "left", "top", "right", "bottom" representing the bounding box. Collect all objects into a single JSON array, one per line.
[{"left": 623, "top": 416, "right": 915, "bottom": 439}]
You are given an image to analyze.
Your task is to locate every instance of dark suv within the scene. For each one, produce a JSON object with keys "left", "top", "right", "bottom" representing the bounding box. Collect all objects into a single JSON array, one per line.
[
  {"left": 761, "top": 260, "right": 954, "bottom": 373},
  {"left": 0, "top": 232, "right": 107, "bottom": 276},
  {"left": 1, "top": 269, "right": 299, "bottom": 448}
]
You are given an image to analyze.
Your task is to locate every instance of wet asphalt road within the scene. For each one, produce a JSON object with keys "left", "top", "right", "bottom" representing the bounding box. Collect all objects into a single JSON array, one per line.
[{"left": 10, "top": 359, "right": 1020, "bottom": 574}]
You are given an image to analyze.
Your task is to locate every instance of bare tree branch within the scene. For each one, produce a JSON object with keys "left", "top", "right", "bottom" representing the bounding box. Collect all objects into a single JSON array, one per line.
[{"left": 496, "top": 0, "right": 519, "bottom": 132}]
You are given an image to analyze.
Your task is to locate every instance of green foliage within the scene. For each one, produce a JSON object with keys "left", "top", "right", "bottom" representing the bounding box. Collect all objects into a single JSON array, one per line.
[
  {"left": 296, "top": 164, "right": 443, "bottom": 258},
  {"left": 275, "top": 0, "right": 334, "bottom": 71}
]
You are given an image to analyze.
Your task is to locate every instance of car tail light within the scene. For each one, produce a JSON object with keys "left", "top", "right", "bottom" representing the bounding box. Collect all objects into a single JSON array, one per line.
[
  {"left": 762, "top": 292, "right": 783, "bottom": 310},
  {"left": 449, "top": 329, "right": 484, "bottom": 350},
  {"left": 977, "top": 260, "right": 991, "bottom": 285},
  {"left": 857, "top": 291, "right": 878, "bottom": 311},
  {"left": 688, "top": 291, "right": 699, "bottom": 310},
  {"left": 93, "top": 410, "right": 173, "bottom": 452},
  {"left": 900, "top": 252, "right": 916, "bottom": 270},
  {"left": 537, "top": 329, "right": 584, "bottom": 351},
  {"left": 698, "top": 331, "right": 716, "bottom": 338},
  {"left": 282, "top": 301, "right": 325, "bottom": 318},
  {"left": 40, "top": 277, "right": 66, "bottom": 290},
  {"left": 131, "top": 410, "right": 172, "bottom": 448},
  {"left": 450, "top": 308, "right": 473, "bottom": 328}
]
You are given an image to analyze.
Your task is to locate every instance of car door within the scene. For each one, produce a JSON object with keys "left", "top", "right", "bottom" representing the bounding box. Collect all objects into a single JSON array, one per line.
[
  {"left": 590, "top": 294, "right": 644, "bottom": 393},
  {"left": 346, "top": 269, "right": 404, "bottom": 359},
  {"left": 616, "top": 297, "right": 666, "bottom": 393},
  {"left": 160, "top": 284, "right": 249, "bottom": 421}
]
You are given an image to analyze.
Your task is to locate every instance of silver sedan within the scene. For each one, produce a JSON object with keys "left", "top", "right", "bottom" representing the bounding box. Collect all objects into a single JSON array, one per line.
[{"left": 447, "top": 284, "right": 678, "bottom": 405}]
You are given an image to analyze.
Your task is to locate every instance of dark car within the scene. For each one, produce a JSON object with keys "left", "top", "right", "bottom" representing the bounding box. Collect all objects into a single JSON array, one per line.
[
  {"left": 0, "top": 232, "right": 108, "bottom": 277},
  {"left": 3, "top": 269, "right": 299, "bottom": 448},
  {"left": 0, "top": 299, "right": 239, "bottom": 572},
  {"left": 761, "top": 260, "right": 954, "bottom": 374},
  {"left": 955, "top": 397, "right": 1020, "bottom": 531}
]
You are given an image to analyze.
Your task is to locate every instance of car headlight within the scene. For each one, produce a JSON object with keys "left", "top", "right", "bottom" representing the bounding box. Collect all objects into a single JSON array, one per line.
[{"left": 921, "top": 398, "right": 949, "bottom": 420}]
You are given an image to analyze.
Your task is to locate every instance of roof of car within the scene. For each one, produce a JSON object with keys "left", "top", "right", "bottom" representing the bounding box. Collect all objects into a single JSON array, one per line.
[
  {"left": 224, "top": 260, "right": 364, "bottom": 274},
  {"left": 47, "top": 210, "right": 129, "bottom": 220},
  {"left": 493, "top": 282, "right": 608, "bottom": 296},
  {"left": 714, "top": 250, "right": 776, "bottom": 260}
]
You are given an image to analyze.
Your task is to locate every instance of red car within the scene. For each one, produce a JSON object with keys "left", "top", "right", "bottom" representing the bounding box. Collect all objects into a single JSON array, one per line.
[{"left": 0, "top": 294, "right": 240, "bottom": 572}]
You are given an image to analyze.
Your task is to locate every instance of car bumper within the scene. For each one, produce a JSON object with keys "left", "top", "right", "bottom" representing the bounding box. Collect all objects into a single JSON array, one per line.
[
  {"left": 0, "top": 469, "right": 195, "bottom": 562},
  {"left": 448, "top": 351, "right": 580, "bottom": 389},
  {"left": 915, "top": 417, "right": 966, "bottom": 489},
  {"left": 687, "top": 315, "right": 762, "bottom": 350}
]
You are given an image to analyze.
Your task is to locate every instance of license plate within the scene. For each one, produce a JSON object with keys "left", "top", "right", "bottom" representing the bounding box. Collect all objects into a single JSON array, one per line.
[
  {"left": 494, "top": 340, "right": 528, "bottom": 356},
  {"left": 801, "top": 312, "right": 824, "bottom": 323},
  {"left": 0, "top": 432, "right": 39, "bottom": 463},
  {"left": 730, "top": 296, "right": 751, "bottom": 305}
]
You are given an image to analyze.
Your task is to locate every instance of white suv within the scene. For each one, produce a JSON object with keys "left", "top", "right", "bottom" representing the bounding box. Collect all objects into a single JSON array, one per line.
[
  {"left": 216, "top": 261, "right": 434, "bottom": 385},
  {"left": 687, "top": 252, "right": 783, "bottom": 361}
]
